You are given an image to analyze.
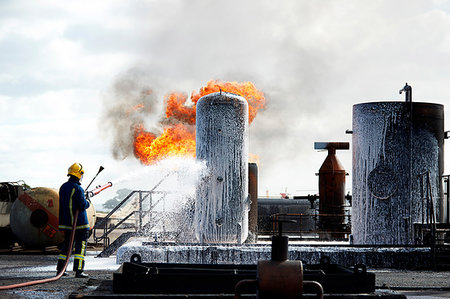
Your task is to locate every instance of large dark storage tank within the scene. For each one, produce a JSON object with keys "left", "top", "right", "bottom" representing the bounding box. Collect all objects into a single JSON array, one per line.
[
  {"left": 352, "top": 101, "right": 444, "bottom": 245},
  {"left": 257, "top": 198, "right": 316, "bottom": 235}
]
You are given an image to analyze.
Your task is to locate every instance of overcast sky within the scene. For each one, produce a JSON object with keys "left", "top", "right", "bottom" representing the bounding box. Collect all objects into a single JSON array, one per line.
[{"left": 1, "top": 0, "right": 450, "bottom": 210}]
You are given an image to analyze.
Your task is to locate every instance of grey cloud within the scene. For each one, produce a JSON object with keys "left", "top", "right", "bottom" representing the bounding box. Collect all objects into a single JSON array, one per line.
[{"left": 99, "top": 68, "right": 167, "bottom": 160}]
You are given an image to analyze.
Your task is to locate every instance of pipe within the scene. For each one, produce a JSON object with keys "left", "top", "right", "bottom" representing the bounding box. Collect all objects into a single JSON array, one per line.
[
  {"left": 399, "top": 83, "right": 412, "bottom": 102},
  {"left": 234, "top": 279, "right": 323, "bottom": 299},
  {"left": 0, "top": 210, "right": 79, "bottom": 290},
  {"left": 234, "top": 279, "right": 257, "bottom": 299},
  {"left": 303, "top": 280, "right": 324, "bottom": 299}
]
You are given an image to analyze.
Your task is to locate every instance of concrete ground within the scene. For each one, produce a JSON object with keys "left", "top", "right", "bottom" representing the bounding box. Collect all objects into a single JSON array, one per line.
[
  {"left": 0, "top": 253, "right": 118, "bottom": 299},
  {"left": 0, "top": 253, "right": 449, "bottom": 298},
  {"left": 372, "top": 269, "right": 450, "bottom": 298}
]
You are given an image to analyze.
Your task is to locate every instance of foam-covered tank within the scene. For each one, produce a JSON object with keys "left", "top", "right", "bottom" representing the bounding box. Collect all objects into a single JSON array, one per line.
[
  {"left": 10, "top": 187, "right": 96, "bottom": 248},
  {"left": 352, "top": 101, "right": 444, "bottom": 245},
  {"left": 195, "top": 92, "right": 249, "bottom": 244}
]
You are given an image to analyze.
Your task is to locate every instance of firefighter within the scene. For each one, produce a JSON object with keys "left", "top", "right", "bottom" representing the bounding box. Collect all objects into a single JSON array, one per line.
[{"left": 56, "top": 163, "right": 90, "bottom": 278}]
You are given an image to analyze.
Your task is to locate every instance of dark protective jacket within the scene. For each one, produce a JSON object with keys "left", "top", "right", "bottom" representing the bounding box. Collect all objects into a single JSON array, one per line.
[{"left": 58, "top": 176, "right": 90, "bottom": 230}]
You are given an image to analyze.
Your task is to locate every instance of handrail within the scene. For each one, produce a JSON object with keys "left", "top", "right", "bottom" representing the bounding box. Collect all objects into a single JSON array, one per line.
[
  {"left": 98, "top": 210, "right": 137, "bottom": 240},
  {"left": 139, "top": 193, "right": 167, "bottom": 222},
  {"left": 93, "top": 190, "right": 161, "bottom": 246},
  {"left": 93, "top": 172, "right": 174, "bottom": 251},
  {"left": 93, "top": 190, "right": 143, "bottom": 243},
  {"left": 267, "top": 212, "right": 352, "bottom": 237},
  {"left": 94, "top": 190, "right": 142, "bottom": 230}
]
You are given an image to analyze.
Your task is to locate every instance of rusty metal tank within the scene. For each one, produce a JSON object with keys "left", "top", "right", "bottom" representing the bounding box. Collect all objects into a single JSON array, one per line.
[
  {"left": 315, "top": 142, "right": 349, "bottom": 239},
  {"left": 352, "top": 101, "right": 444, "bottom": 245},
  {"left": 248, "top": 162, "right": 258, "bottom": 242},
  {"left": 195, "top": 92, "right": 249, "bottom": 244},
  {"left": 10, "top": 187, "right": 96, "bottom": 248}
]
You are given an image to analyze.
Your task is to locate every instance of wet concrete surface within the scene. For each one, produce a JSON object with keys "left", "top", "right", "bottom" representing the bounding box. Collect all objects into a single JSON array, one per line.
[
  {"left": 0, "top": 253, "right": 117, "bottom": 299},
  {"left": 0, "top": 253, "right": 449, "bottom": 298},
  {"left": 373, "top": 269, "right": 450, "bottom": 298}
]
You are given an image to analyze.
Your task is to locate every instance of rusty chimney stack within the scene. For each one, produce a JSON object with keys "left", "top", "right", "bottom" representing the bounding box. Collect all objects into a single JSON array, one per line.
[{"left": 314, "top": 142, "right": 349, "bottom": 240}]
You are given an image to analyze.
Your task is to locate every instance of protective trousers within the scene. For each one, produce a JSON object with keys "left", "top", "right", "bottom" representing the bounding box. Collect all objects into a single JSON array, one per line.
[{"left": 56, "top": 229, "right": 89, "bottom": 274}]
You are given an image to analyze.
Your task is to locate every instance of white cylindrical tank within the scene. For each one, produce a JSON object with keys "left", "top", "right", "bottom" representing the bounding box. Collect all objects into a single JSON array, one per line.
[
  {"left": 195, "top": 92, "right": 249, "bottom": 244},
  {"left": 352, "top": 102, "right": 444, "bottom": 245}
]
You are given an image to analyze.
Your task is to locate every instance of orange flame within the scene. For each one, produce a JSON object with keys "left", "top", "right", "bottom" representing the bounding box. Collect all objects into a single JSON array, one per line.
[
  {"left": 165, "top": 92, "right": 196, "bottom": 125},
  {"left": 133, "top": 80, "right": 266, "bottom": 165},
  {"left": 191, "top": 80, "right": 265, "bottom": 124},
  {"left": 134, "top": 123, "right": 195, "bottom": 165}
]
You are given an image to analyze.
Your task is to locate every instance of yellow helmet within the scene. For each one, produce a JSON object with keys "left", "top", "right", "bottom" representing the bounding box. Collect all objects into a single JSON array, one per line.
[{"left": 67, "top": 163, "right": 84, "bottom": 179}]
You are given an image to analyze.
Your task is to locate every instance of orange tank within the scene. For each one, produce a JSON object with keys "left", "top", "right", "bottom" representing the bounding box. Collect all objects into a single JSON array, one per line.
[{"left": 10, "top": 187, "right": 95, "bottom": 248}]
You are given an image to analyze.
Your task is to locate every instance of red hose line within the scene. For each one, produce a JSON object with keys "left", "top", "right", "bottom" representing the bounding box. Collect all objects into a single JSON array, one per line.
[{"left": 0, "top": 210, "right": 80, "bottom": 290}]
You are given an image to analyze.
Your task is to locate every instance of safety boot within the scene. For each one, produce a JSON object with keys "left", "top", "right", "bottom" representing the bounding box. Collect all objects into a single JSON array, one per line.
[{"left": 75, "top": 271, "right": 89, "bottom": 278}]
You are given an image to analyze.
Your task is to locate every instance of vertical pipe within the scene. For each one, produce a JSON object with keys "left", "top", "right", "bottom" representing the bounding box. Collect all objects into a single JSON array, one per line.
[{"left": 248, "top": 163, "right": 258, "bottom": 242}]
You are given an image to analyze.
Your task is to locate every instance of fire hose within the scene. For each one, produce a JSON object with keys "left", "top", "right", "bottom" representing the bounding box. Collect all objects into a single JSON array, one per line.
[
  {"left": 0, "top": 182, "right": 112, "bottom": 290},
  {"left": 0, "top": 210, "right": 79, "bottom": 290},
  {"left": 0, "top": 166, "right": 111, "bottom": 291}
]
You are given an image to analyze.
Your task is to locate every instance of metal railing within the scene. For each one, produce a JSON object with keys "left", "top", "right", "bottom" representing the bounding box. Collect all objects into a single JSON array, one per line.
[
  {"left": 263, "top": 212, "right": 352, "bottom": 240},
  {"left": 93, "top": 172, "right": 172, "bottom": 251}
]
